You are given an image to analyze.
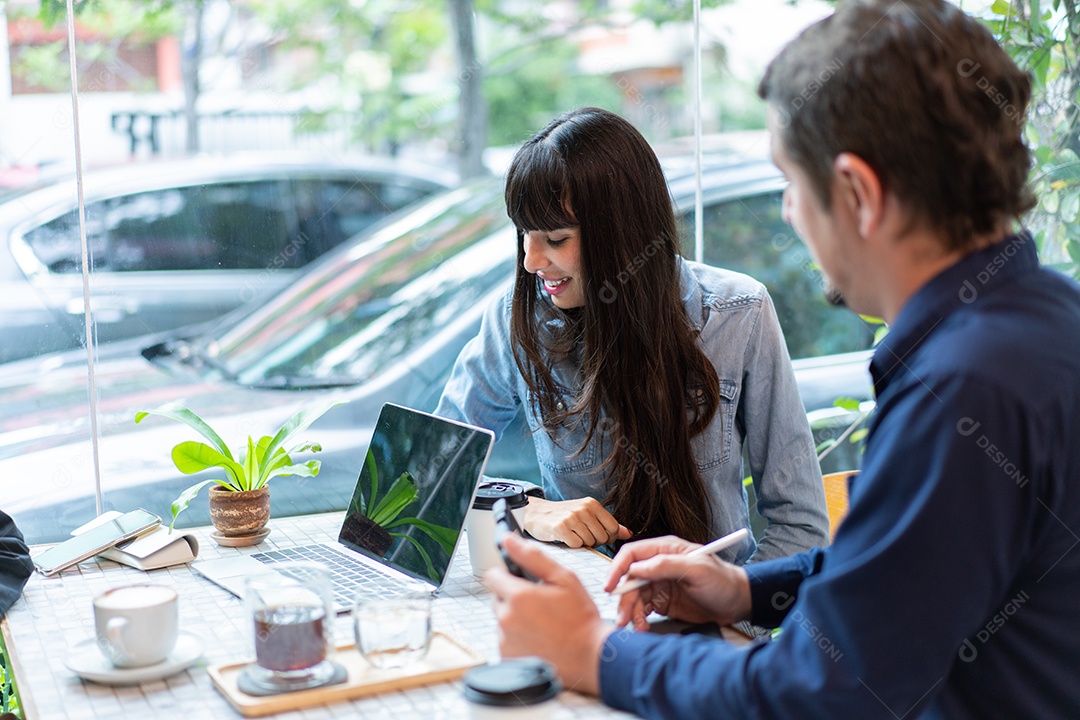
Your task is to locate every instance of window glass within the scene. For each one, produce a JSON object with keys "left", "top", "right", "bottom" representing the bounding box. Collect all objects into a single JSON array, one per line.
[
  {"left": 682, "top": 192, "right": 876, "bottom": 359},
  {"left": 24, "top": 182, "right": 294, "bottom": 273},
  {"left": 293, "top": 179, "right": 379, "bottom": 261},
  {"left": 210, "top": 183, "right": 514, "bottom": 387}
]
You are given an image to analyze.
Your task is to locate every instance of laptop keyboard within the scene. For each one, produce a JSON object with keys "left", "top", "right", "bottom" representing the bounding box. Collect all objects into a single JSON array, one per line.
[{"left": 251, "top": 544, "right": 412, "bottom": 609}]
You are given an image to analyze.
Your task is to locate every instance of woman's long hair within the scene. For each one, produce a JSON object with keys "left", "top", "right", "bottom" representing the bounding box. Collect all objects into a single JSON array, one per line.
[{"left": 505, "top": 107, "right": 721, "bottom": 544}]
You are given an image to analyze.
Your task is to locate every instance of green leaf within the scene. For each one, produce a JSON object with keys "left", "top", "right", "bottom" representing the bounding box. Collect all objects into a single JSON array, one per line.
[
  {"left": 1060, "top": 148, "right": 1080, "bottom": 165},
  {"left": 1043, "top": 188, "right": 1061, "bottom": 214},
  {"left": 1067, "top": 239, "right": 1080, "bottom": 265},
  {"left": 990, "top": 0, "right": 1011, "bottom": 15},
  {"left": 1061, "top": 190, "right": 1080, "bottom": 224},
  {"left": 287, "top": 441, "right": 322, "bottom": 455},
  {"left": 390, "top": 532, "right": 439, "bottom": 583},
  {"left": 254, "top": 436, "right": 274, "bottom": 464},
  {"left": 1032, "top": 40, "right": 1054, "bottom": 88},
  {"left": 833, "top": 397, "right": 862, "bottom": 412},
  {"left": 370, "top": 472, "right": 419, "bottom": 526},
  {"left": 260, "top": 402, "right": 340, "bottom": 469},
  {"left": 242, "top": 436, "right": 258, "bottom": 492},
  {"left": 850, "top": 429, "right": 870, "bottom": 444},
  {"left": 170, "top": 441, "right": 245, "bottom": 487},
  {"left": 168, "top": 479, "right": 221, "bottom": 531},
  {"left": 816, "top": 438, "right": 837, "bottom": 454},
  {"left": 135, "top": 402, "right": 233, "bottom": 460},
  {"left": 259, "top": 449, "right": 294, "bottom": 484},
  {"left": 262, "top": 460, "right": 321, "bottom": 487},
  {"left": 363, "top": 448, "right": 378, "bottom": 517},
  {"left": 385, "top": 517, "right": 460, "bottom": 556}
]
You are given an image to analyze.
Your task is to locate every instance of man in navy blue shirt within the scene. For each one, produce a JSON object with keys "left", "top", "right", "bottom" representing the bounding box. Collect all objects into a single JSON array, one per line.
[{"left": 487, "top": 1, "right": 1080, "bottom": 717}]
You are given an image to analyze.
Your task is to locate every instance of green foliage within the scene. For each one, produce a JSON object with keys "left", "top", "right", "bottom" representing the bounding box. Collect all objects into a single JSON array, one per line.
[
  {"left": 33, "top": 0, "right": 181, "bottom": 34},
  {"left": 135, "top": 401, "right": 338, "bottom": 529},
  {"left": 15, "top": 0, "right": 179, "bottom": 94},
  {"left": 980, "top": 1, "right": 1080, "bottom": 277},
  {"left": 483, "top": 40, "right": 624, "bottom": 145},
  {"left": 1, "top": 632, "right": 20, "bottom": 718}
]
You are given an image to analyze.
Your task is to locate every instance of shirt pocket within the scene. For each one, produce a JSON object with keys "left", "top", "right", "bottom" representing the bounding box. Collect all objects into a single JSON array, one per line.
[
  {"left": 689, "top": 378, "right": 738, "bottom": 471},
  {"left": 524, "top": 390, "right": 598, "bottom": 474}
]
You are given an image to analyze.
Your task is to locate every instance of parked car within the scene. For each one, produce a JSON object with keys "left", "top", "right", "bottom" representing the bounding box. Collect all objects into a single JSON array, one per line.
[
  {"left": 0, "top": 142, "right": 875, "bottom": 543},
  {"left": 0, "top": 153, "right": 456, "bottom": 363}
]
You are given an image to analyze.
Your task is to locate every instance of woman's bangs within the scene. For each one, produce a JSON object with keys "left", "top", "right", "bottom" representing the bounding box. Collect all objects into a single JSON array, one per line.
[{"left": 505, "top": 144, "right": 576, "bottom": 231}]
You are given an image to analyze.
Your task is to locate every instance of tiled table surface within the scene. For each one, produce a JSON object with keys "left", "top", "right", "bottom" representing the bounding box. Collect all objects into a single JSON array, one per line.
[{"left": 4, "top": 512, "right": 639, "bottom": 720}]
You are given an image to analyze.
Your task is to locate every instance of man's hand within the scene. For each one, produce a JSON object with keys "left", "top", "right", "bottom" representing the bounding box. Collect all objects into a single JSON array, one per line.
[
  {"left": 604, "top": 536, "right": 753, "bottom": 631},
  {"left": 523, "top": 496, "right": 632, "bottom": 548},
  {"left": 486, "top": 533, "right": 614, "bottom": 696}
]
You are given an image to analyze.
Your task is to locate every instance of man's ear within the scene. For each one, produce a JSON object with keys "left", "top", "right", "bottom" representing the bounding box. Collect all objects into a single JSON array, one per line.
[{"left": 833, "top": 153, "right": 883, "bottom": 239}]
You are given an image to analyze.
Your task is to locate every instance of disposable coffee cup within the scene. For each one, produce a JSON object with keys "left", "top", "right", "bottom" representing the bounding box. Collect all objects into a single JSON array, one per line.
[
  {"left": 93, "top": 584, "right": 179, "bottom": 668},
  {"left": 462, "top": 657, "right": 561, "bottom": 719},
  {"left": 466, "top": 481, "right": 529, "bottom": 576}
]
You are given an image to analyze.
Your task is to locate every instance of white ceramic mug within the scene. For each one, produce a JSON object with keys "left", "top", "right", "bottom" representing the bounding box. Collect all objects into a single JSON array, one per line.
[
  {"left": 466, "top": 481, "right": 530, "bottom": 576},
  {"left": 93, "top": 584, "right": 179, "bottom": 668}
]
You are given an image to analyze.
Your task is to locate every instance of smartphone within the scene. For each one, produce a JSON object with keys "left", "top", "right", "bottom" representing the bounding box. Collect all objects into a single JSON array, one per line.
[
  {"left": 32, "top": 508, "right": 162, "bottom": 577},
  {"left": 492, "top": 498, "right": 540, "bottom": 583}
]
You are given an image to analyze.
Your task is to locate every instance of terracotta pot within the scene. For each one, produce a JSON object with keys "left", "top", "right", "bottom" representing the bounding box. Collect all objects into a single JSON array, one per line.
[{"left": 208, "top": 486, "right": 270, "bottom": 536}]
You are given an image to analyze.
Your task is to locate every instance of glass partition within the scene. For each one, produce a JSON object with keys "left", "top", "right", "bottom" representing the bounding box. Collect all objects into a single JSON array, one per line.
[{"left": 8, "top": 0, "right": 1066, "bottom": 543}]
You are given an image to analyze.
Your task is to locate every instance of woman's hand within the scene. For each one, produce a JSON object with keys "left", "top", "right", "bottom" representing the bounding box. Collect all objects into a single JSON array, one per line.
[{"left": 523, "top": 496, "right": 632, "bottom": 548}]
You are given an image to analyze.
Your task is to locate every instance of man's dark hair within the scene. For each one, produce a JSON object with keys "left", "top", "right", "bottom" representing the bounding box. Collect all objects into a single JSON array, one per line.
[{"left": 758, "top": 0, "right": 1035, "bottom": 251}]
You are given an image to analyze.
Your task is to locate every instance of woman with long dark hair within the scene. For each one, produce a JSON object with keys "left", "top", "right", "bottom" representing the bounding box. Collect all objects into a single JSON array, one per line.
[{"left": 436, "top": 107, "right": 828, "bottom": 560}]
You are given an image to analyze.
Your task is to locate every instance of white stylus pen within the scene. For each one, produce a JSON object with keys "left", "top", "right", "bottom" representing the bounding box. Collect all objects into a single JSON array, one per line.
[{"left": 608, "top": 527, "right": 750, "bottom": 596}]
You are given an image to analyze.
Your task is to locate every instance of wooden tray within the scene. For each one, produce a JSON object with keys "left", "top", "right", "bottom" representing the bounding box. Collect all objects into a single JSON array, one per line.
[{"left": 208, "top": 632, "right": 484, "bottom": 717}]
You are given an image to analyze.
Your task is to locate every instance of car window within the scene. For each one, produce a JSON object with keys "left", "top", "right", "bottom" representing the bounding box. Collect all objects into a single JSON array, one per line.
[
  {"left": 23, "top": 181, "right": 294, "bottom": 273},
  {"left": 379, "top": 182, "right": 431, "bottom": 214},
  {"left": 21, "top": 208, "right": 89, "bottom": 273},
  {"left": 211, "top": 183, "right": 515, "bottom": 385},
  {"left": 680, "top": 191, "right": 875, "bottom": 359},
  {"left": 291, "top": 178, "right": 434, "bottom": 266}
]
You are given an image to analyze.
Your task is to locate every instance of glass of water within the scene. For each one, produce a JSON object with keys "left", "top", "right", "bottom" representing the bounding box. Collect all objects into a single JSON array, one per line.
[{"left": 353, "top": 589, "right": 433, "bottom": 669}]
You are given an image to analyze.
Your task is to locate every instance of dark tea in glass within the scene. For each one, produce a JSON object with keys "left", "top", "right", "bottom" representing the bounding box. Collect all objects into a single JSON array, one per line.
[
  {"left": 254, "top": 604, "right": 328, "bottom": 671},
  {"left": 244, "top": 562, "right": 335, "bottom": 691}
]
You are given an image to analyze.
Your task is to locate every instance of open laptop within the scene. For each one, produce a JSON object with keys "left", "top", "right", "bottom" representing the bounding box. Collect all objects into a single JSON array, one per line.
[{"left": 193, "top": 403, "right": 495, "bottom": 612}]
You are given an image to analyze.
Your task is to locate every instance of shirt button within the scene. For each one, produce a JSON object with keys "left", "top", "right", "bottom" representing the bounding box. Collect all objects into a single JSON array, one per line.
[
  {"left": 556, "top": 401, "right": 564, "bottom": 410},
  {"left": 696, "top": 388, "right": 704, "bottom": 397}
]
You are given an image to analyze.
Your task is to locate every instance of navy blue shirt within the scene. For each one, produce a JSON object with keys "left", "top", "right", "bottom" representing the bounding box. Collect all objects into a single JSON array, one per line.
[
  {"left": 0, "top": 509, "right": 32, "bottom": 620},
  {"left": 599, "top": 234, "right": 1080, "bottom": 719}
]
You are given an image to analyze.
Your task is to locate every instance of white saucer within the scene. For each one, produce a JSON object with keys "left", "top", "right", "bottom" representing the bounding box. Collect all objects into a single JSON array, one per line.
[{"left": 65, "top": 632, "right": 204, "bottom": 685}]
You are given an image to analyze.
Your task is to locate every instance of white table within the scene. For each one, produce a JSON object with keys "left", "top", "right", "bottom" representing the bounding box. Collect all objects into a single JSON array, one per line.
[{"left": 4, "top": 512, "right": 646, "bottom": 719}]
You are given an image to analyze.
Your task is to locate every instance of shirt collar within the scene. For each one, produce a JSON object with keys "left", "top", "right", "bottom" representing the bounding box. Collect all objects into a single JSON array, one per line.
[
  {"left": 677, "top": 256, "right": 706, "bottom": 333},
  {"left": 870, "top": 231, "right": 1039, "bottom": 394}
]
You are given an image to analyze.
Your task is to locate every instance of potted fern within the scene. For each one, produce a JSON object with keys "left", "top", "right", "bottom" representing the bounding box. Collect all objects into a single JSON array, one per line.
[{"left": 135, "top": 400, "right": 338, "bottom": 545}]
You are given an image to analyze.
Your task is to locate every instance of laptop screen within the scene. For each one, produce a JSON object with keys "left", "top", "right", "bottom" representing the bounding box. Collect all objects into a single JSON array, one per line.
[{"left": 338, "top": 403, "right": 494, "bottom": 586}]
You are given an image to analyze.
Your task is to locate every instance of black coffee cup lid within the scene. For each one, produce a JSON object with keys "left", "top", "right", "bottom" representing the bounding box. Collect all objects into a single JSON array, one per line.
[
  {"left": 472, "top": 481, "right": 528, "bottom": 510},
  {"left": 462, "top": 658, "right": 561, "bottom": 707}
]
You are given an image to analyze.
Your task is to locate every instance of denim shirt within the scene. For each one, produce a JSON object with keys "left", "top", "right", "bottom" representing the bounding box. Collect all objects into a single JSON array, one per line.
[{"left": 435, "top": 257, "right": 829, "bottom": 563}]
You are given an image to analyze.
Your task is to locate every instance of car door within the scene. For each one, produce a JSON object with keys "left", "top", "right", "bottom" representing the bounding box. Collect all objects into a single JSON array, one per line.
[{"left": 20, "top": 180, "right": 296, "bottom": 346}]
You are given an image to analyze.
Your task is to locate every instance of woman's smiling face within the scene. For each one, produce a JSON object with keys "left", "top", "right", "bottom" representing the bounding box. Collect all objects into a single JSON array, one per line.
[{"left": 522, "top": 226, "right": 585, "bottom": 309}]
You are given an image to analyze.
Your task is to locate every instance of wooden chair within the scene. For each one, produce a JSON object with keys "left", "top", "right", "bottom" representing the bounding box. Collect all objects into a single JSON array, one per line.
[{"left": 822, "top": 471, "right": 856, "bottom": 538}]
